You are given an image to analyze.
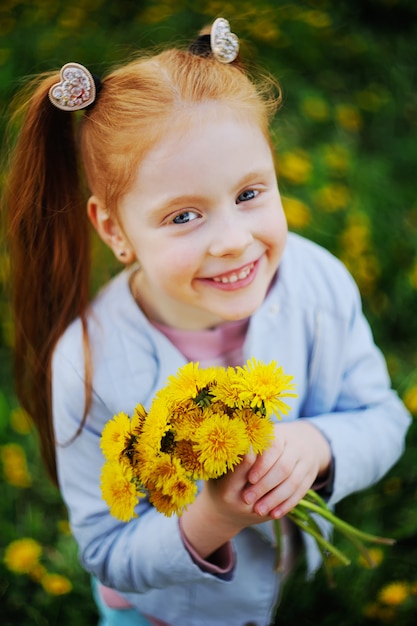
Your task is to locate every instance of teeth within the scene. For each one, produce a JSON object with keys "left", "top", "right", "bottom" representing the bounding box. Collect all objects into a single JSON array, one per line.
[{"left": 213, "top": 263, "right": 254, "bottom": 284}]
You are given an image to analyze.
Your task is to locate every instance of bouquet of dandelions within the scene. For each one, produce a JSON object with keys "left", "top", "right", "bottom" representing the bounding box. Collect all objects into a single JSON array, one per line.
[{"left": 100, "top": 358, "right": 394, "bottom": 574}]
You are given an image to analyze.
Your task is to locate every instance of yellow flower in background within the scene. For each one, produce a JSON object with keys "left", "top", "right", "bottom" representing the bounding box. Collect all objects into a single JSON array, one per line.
[
  {"left": 282, "top": 196, "right": 311, "bottom": 229},
  {"left": 9, "top": 407, "right": 32, "bottom": 434},
  {"left": 322, "top": 144, "right": 351, "bottom": 173},
  {"left": 302, "top": 9, "right": 331, "bottom": 28},
  {"left": 356, "top": 85, "right": 388, "bottom": 112},
  {"left": 1, "top": 443, "right": 32, "bottom": 488},
  {"left": 57, "top": 519, "right": 71, "bottom": 535},
  {"left": 100, "top": 460, "right": 141, "bottom": 522},
  {"left": 336, "top": 104, "right": 363, "bottom": 132},
  {"left": 40, "top": 572, "right": 72, "bottom": 595},
  {"left": 378, "top": 581, "right": 409, "bottom": 606},
  {"left": 403, "top": 385, "right": 417, "bottom": 415},
  {"left": 358, "top": 547, "right": 384, "bottom": 568},
  {"left": 314, "top": 184, "right": 351, "bottom": 212},
  {"left": 4, "top": 538, "right": 42, "bottom": 574},
  {"left": 278, "top": 150, "right": 312, "bottom": 185},
  {"left": 409, "top": 258, "right": 417, "bottom": 291},
  {"left": 100, "top": 412, "right": 134, "bottom": 462},
  {"left": 339, "top": 213, "right": 380, "bottom": 296},
  {"left": 301, "top": 96, "right": 330, "bottom": 121},
  {"left": 29, "top": 563, "right": 47, "bottom": 582},
  {"left": 194, "top": 410, "right": 249, "bottom": 476}
]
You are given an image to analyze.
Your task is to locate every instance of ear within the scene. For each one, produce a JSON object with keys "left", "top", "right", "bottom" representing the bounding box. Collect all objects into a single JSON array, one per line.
[{"left": 87, "top": 196, "right": 136, "bottom": 264}]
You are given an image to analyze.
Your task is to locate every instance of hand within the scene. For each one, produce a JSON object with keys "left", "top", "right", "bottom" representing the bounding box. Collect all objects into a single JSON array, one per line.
[
  {"left": 242, "top": 420, "right": 332, "bottom": 519},
  {"left": 180, "top": 451, "right": 269, "bottom": 559}
]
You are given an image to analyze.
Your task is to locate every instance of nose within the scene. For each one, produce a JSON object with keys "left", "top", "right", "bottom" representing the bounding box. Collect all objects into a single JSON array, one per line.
[{"left": 208, "top": 213, "right": 254, "bottom": 257}]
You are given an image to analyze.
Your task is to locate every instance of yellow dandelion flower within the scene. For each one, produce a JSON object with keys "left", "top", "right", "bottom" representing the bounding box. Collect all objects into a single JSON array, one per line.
[
  {"left": 10, "top": 407, "right": 32, "bottom": 434},
  {"left": 235, "top": 408, "right": 275, "bottom": 454},
  {"left": 403, "top": 385, "right": 417, "bottom": 415},
  {"left": 148, "top": 488, "right": 178, "bottom": 517},
  {"left": 147, "top": 470, "right": 197, "bottom": 517},
  {"left": 57, "top": 519, "right": 71, "bottom": 535},
  {"left": 282, "top": 196, "right": 311, "bottom": 229},
  {"left": 160, "top": 362, "right": 215, "bottom": 406},
  {"left": 100, "top": 412, "right": 134, "bottom": 462},
  {"left": 41, "top": 572, "right": 73, "bottom": 595},
  {"left": 302, "top": 9, "right": 331, "bottom": 28},
  {"left": 175, "top": 439, "right": 211, "bottom": 480},
  {"left": 4, "top": 537, "right": 42, "bottom": 574},
  {"left": 209, "top": 367, "right": 245, "bottom": 409},
  {"left": 141, "top": 396, "right": 172, "bottom": 452},
  {"left": 29, "top": 563, "right": 47, "bottom": 582},
  {"left": 100, "top": 460, "right": 140, "bottom": 522},
  {"left": 278, "top": 150, "right": 312, "bottom": 185},
  {"left": 323, "top": 144, "right": 350, "bottom": 173},
  {"left": 194, "top": 411, "right": 250, "bottom": 477},
  {"left": 301, "top": 96, "right": 329, "bottom": 122},
  {"left": 167, "top": 476, "right": 198, "bottom": 513},
  {"left": 1, "top": 443, "right": 32, "bottom": 488},
  {"left": 234, "top": 358, "right": 297, "bottom": 418},
  {"left": 173, "top": 405, "right": 205, "bottom": 441},
  {"left": 313, "top": 184, "right": 351, "bottom": 212},
  {"left": 409, "top": 259, "right": 417, "bottom": 291},
  {"left": 149, "top": 454, "right": 184, "bottom": 492},
  {"left": 358, "top": 547, "right": 384, "bottom": 568},
  {"left": 131, "top": 403, "right": 147, "bottom": 436},
  {"left": 378, "top": 581, "right": 409, "bottom": 606},
  {"left": 336, "top": 104, "right": 362, "bottom": 132}
]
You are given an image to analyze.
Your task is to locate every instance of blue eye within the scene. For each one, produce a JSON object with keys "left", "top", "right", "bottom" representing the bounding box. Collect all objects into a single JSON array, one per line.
[
  {"left": 236, "top": 189, "right": 258, "bottom": 203},
  {"left": 172, "top": 211, "right": 199, "bottom": 224}
]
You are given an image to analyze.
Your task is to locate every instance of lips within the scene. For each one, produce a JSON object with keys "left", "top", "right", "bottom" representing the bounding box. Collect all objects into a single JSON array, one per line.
[{"left": 211, "top": 262, "right": 255, "bottom": 284}]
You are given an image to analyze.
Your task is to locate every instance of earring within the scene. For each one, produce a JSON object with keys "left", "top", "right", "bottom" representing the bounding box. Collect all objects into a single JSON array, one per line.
[{"left": 119, "top": 251, "right": 127, "bottom": 258}]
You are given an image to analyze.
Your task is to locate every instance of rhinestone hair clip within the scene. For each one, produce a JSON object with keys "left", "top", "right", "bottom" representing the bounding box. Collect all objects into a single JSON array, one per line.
[
  {"left": 210, "top": 18, "right": 239, "bottom": 64},
  {"left": 48, "top": 62, "right": 97, "bottom": 111}
]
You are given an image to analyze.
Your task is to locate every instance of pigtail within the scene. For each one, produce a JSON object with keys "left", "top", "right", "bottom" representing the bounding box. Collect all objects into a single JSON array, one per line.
[{"left": 4, "top": 74, "right": 91, "bottom": 485}]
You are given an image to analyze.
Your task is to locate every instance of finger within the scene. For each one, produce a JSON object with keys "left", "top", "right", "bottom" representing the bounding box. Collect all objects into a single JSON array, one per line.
[
  {"left": 266, "top": 474, "right": 313, "bottom": 519},
  {"left": 247, "top": 440, "right": 284, "bottom": 485},
  {"left": 243, "top": 455, "right": 295, "bottom": 507}
]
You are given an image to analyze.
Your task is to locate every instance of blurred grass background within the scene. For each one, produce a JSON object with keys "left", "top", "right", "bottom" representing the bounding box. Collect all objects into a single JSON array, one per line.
[{"left": 1, "top": 1, "right": 417, "bottom": 624}]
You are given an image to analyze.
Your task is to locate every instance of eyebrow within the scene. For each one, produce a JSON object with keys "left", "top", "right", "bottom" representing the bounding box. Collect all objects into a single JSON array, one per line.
[{"left": 145, "top": 165, "right": 274, "bottom": 220}]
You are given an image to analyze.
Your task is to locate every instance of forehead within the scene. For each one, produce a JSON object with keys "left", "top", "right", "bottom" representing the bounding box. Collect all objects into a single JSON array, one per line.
[{"left": 135, "top": 102, "right": 272, "bottom": 179}]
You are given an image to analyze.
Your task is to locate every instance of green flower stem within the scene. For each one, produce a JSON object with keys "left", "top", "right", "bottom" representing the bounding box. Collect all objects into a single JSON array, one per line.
[
  {"left": 288, "top": 511, "right": 351, "bottom": 566},
  {"left": 271, "top": 488, "right": 395, "bottom": 576},
  {"left": 298, "top": 495, "right": 395, "bottom": 546},
  {"left": 273, "top": 519, "right": 282, "bottom": 572}
]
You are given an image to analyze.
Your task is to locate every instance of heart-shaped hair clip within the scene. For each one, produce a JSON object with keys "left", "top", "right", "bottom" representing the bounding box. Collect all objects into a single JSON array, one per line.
[
  {"left": 48, "top": 62, "right": 96, "bottom": 111},
  {"left": 210, "top": 18, "right": 239, "bottom": 64}
]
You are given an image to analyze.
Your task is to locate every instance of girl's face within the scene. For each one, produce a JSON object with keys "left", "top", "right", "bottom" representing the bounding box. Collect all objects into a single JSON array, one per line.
[{"left": 119, "top": 104, "right": 287, "bottom": 330}]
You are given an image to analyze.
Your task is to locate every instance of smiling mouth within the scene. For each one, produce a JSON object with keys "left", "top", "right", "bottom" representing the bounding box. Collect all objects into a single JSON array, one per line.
[{"left": 212, "top": 263, "right": 255, "bottom": 284}]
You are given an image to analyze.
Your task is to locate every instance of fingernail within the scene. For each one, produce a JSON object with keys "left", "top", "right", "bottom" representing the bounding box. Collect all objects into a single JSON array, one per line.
[{"left": 244, "top": 491, "right": 256, "bottom": 505}]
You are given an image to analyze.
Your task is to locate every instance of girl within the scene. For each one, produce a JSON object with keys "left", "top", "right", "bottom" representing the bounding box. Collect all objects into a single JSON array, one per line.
[{"left": 4, "top": 18, "right": 411, "bottom": 626}]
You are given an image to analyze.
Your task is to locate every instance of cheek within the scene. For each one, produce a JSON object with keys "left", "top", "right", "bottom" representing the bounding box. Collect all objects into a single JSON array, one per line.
[
  {"left": 149, "top": 244, "right": 199, "bottom": 284},
  {"left": 264, "top": 205, "right": 288, "bottom": 249}
]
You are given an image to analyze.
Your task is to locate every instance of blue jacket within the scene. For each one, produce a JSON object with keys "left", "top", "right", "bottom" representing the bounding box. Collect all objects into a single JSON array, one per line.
[{"left": 52, "top": 233, "right": 411, "bottom": 626}]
